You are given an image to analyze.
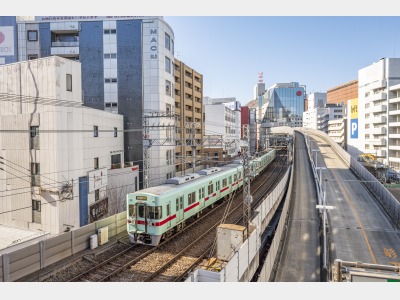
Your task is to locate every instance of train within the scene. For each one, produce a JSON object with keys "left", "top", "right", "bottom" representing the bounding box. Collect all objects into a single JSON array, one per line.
[{"left": 126, "top": 150, "right": 276, "bottom": 246}]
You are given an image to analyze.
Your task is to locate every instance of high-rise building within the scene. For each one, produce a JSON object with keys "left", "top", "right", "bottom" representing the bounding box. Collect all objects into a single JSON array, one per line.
[
  {"left": 347, "top": 58, "right": 400, "bottom": 168},
  {"left": 174, "top": 58, "right": 204, "bottom": 174},
  {"left": 261, "top": 82, "right": 306, "bottom": 127},
  {"left": 0, "top": 16, "right": 176, "bottom": 187}
]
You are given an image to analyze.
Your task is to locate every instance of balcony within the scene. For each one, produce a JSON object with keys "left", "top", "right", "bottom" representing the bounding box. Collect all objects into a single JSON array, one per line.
[
  {"left": 389, "top": 96, "right": 400, "bottom": 104},
  {"left": 389, "top": 109, "right": 400, "bottom": 116},
  {"left": 366, "top": 104, "right": 387, "bottom": 113},
  {"left": 328, "top": 131, "right": 343, "bottom": 137},
  {"left": 389, "top": 157, "right": 400, "bottom": 163},
  {"left": 389, "top": 122, "right": 400, "bottom": 127},
  {"left": 372, "top": 115, "right": 387, "bottom": 124},
  {"left": 51, "top": 41, "right": 79, "bottom": 47},
  {"left": 389, "top": 133, "right": 400, "bottom": 139},
  {"left": 368, "top": 79, "right": 386, "bottom": 90},
  {"left": 51, "top": 46, "right": 79, "bottom": 57},
  {"left": 389, "top": 145, "right": 400, "bottom": 151},
  {"left": 389, "top": 83, "right": 400, "bottom": 91},
  {"left": 366, "top": 138, "right": 386, "bottom": 146},
  {"left": 376, "top": 150, "right": 386, "bottom": 157},
  {"left": 368, "top": 127, "right": 386, "bottom": 135},
  {"left": 366, "top": 92, "right": 387, "bottom": 103}
]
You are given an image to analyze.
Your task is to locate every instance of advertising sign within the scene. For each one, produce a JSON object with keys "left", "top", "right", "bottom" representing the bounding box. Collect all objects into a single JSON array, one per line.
[
  {"left": 89, "top": 197, "right": 108, "bottom": 222},
  {"left": 88, "top": 168, "right": 108, "bottom": 192},
  {"left": 350, "top": 98, "right": 358, "bottom": 139},
  {"left": 0, "top": 26, "right": 15, "bottom": 56}
]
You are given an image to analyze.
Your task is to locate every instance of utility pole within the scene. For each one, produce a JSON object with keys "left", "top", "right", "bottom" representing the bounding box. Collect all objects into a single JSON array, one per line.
[{"left": 242, "top": 124, "right": 252, "bottom": 234}]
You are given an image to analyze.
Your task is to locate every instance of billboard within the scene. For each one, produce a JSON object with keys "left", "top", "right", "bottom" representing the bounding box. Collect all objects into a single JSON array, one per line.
[
  {"left": 0, "top": 26, "right": 15, "bottom": 56},
  {"left": 88, "top": 168, "right": 108, "bottom": 192},
  {"left": 350, "top": 98, "right": 358, "bottom": 139}
]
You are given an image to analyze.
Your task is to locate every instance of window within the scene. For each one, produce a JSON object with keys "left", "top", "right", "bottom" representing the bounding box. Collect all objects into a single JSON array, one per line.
[
  {"left": 105, "top": 103, "right": 118, "bottom": 108},
  {"left": 28, "top": 54, "right": 38, "bottom": 60},
  {"left": 32, "top": 200, "right": 41, "bottom": 212},
  {"left": 104, "top": 53, "right": 117, "bottom": 59},
  {"left": 94, "top": 126, "right": 98, "bottom": 137},
  {"left": 66, "top": 74, "right": 72, "bottom": 91},
  {"left": 111, "top": 154, "right": 121, "bottom": 166},
  {"left": 95, "top": 189, "right": 99, "bottom": 201},
  {"left": 135, "top": 177, "right": 138, "bottom": 191},
  {"left": 114, "top": 127, "right": 118, "bottom": 137},
  {"left": 208, "top": 183, "right": 214, "bottom": 195},
  {"left": 148, "top": 206, "right": 162, "bottom": 219},
  {"left": 228, "top": 176, "right": 232, "bottom": 185},
  {"left": 188, "top": 192, "right": 196, "bottom": 205},
  {"left": 216, "top": 181, "right": 220, "bottom": 190},
  {"left": 165, "top": 33, "right": 170, "bottom": 50},
  {"left": 222, "top": 178, "right": 227, "bottom": 188},
  {"left": 166, "top": 80, "right": 171, "bottom": 96},
  {"left": 27, "top": 30, "right": 38, "bottom": 41},
  {"left": 30, "top": 126, "right": 39, "bottom": 138},
  {"left": 104, "top": 29, "right": 117, "bottom": 34},
  {"left": 171, "top": 39, "right": 174, "bottom": 55},
  {"left": 94, "top": 157, "right": 99, "bottom": 169},
  {"left": 165, "top": 56, "right": 171, "bottom": 73},
  {"left": 128, "top": 204, "right": 136, "bottom": 218},
  {"left": 105, "top": 78, "right": 117, "bottom": 83}
]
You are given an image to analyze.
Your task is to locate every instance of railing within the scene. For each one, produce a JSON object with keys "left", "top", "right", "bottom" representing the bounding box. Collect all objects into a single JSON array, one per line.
[{"left": 51, "top": 41, "right": 79, "bottom": 47}]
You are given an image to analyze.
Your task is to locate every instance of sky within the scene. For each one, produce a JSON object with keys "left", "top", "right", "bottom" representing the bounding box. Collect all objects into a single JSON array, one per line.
[{"left": 164, "top": 16, "right": 400, "bottom": 105}]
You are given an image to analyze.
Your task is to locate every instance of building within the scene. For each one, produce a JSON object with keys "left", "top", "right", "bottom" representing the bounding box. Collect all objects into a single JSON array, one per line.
[
  {"left": 203, "top": 98, "right": 241, "bottom": 164},
  {"left": 327, "top": 79, "right": 358, "bottom": 105},
  {"left": 0, "top": 57, "right": 138, "bottom": 234},
  {"left": 303, "top": 104, "right": 343, "bottom": 133},
  {"left": 261, "top": 82, "right": 306, "bottom": 127},
  {"left": 0, "top": 16, "right": 176, "bottom": 187},
  {"left": 347, "top": 58, "right": 400, "bottom": 168},
  {"left": 174, "top": 58, "right": 204, "bottom": 175},
  {"left": 308, "top": 92, "right": 327, "bottom": 109},
  {"left": 328, "top": 118, "right": 347, "bottom": 149}
]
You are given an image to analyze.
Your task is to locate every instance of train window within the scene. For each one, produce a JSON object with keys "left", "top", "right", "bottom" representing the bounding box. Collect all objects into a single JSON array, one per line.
[
  {"left": 208, "top": 183, "right": 213, "bottom": 195},
  {"left": 238, "top": 172, "right": 241, "bottom": 179},
  {"left": 128, "top": 205, "right": 136, "bottom": 218},
  {"left": 138, "top": 205, "right": 145, "bottom": 218},
  {"left": 222, "top": 178, "right": 227, "bottom": 188},
  {"left": 199, "top": 188, "right": 202, "bottom": 199},
  {"left": 166, "top": 204, "right": 170, "bottom": 216},
  {"left": 228, "top": 176, "right": 232, "bottom": 185},
  {"left": 202, "top": 187, "right": 205, "bottom": 198},
  {"left": 176, "top": 198, "right": 179, "bottom": 210},
  {"left": 148, "top": 206, "right": 162, "bottom": 219},
  {"left": 216, "top": 181, "right": 220, "bottom": 190},
  {"left": 188, "top": 192, "right": 196, "bottom": 205}
]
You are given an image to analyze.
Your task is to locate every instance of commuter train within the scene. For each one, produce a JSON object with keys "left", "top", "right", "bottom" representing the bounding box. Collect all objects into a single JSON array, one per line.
[{"left": 126, "top": 150, "right": 276, "bottom": 246}]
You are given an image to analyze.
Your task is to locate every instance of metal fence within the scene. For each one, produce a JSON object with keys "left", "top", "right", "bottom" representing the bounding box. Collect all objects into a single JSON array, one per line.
[{"left": 0, "top": 211, "right": 127, "bottom": 282}]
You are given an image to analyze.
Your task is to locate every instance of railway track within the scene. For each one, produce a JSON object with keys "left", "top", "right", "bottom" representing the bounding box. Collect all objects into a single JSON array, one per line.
[{"left": 41, "top": 149, "right": 288, "bottom": 282}]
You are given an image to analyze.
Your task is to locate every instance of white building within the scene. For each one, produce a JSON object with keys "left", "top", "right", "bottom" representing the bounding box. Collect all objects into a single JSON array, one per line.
[
  {"left": 347, "top": 58, "right": 400, "bottom": 167},
  {"left": 328, "top": 118, "right": 347, "bottom": 149},
  {"left": 0, "top": 56, "right": 138, "bottom": 235},
  {"left": 303, "top": 104, "right": 343, "bottom": 133},
  {"left": 204, "top": 99, "right": 241, "bottom": 157},
  {"left": 308, "top": 92, "right": 327, "bottom": 109}
]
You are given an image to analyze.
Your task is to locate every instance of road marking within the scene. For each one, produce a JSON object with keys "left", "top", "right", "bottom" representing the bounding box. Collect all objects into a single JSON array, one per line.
[
  {"left": 384, "top": 248, "right": 398, "bottom": 258},
  {"left": 331, "top": 166, "right": 378, "bottom": 265}
]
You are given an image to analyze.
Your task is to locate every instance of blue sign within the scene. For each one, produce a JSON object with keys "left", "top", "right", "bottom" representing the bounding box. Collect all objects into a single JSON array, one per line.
[{"left": 351, "top": 119, "right": 358, "bottom": 139}]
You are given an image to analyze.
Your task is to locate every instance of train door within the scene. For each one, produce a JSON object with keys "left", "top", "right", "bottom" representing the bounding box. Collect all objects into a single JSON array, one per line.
[
  {"left": 176, "top": 196, "right": 184, "bottom": 222},
  {"left": 166, "top": 202, "right": 171, "bottom": 229},
  {"left": 199, "top": 187, "right": 205, "bottom": 209}
]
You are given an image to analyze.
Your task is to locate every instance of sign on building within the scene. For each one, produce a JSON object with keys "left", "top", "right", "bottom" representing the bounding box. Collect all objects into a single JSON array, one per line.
[
  {"left": 0, "top": 26, "right": 15, "bottom": 56},
  {"left": 88, "top": 168, "right": 108, "bottom": 192},
  {"left": 350, "top": 98, "right": 358, "bottom": 139}
]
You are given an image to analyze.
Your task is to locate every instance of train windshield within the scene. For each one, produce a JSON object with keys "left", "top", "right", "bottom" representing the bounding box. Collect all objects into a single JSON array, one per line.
[
  {"left": 148, "top": 206, "right": 162, "bottom": 219},
  {"left": 128, "top": 204, "right": 136, "bottom": 218}
]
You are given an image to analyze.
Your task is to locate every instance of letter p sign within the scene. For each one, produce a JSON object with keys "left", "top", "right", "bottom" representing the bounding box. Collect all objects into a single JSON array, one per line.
[{"left": 351, "top": 119, "right": 358, "bottom": 139}]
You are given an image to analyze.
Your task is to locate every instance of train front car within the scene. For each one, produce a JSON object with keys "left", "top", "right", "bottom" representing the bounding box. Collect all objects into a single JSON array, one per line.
[{"left": 127, "top": 186, "right": 174, "bottom": 246}]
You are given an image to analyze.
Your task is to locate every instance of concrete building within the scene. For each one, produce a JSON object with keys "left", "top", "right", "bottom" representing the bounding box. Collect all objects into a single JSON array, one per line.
[
  {"left": 347, "top": 58, "right": 400, "bottom": 169},
  {"left": 307, "top": 92, "right": 327, "bottom": 109},
  {"left": 0, "top": 16, "right": 175, "bottom": 187},
  {"left": 328, "top": 118, "right": 347, "bottom": 149},
  {"left": 0, "top": 56, "right": 138, "bottom": 234},
  {"left": 303, "top": 104, "right": 343, "bottom": 133},
  {"left": 327, "top": 79, "right": 358, "bottom": 105},
  {"left": 261, "top": 82, "right": 306, "bottom": 127},
  {"left": 174, "top": 59, "right": 204, "bottom": 175},
  {"left": 204, "top": 98, "right": 241, "bottom": 162}
]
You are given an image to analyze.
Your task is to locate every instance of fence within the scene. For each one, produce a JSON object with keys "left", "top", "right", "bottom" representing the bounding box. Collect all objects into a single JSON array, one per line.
[{"left": 0, "top": 211, "right": 127, "bottom": 282}]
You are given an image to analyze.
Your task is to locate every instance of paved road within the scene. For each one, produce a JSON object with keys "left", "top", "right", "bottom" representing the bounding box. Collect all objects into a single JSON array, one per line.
[
  {"left": 274, "top": 132, "right": 320, "bottom": 282},
  {"left": 310, "top": 134, "right": 400, "bottom": 267}
]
